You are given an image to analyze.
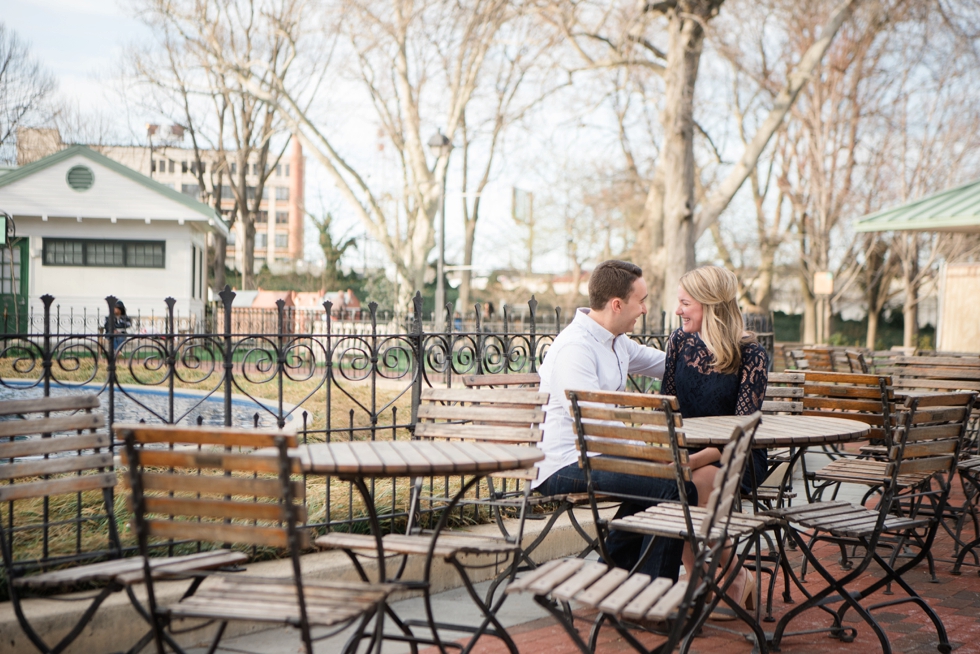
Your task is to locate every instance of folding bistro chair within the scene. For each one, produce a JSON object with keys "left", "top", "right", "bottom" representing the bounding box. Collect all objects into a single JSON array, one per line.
[
  {"left": 769, "top": 391, "right": 977, "bottom": 654},
  {"left": 507, "top": 391, "right": 763, "bottom": 654},
  {"left": 461, "top": 373, "right": 604, "bottom": 592},
  {"left": 0, "top": 396, "right": 244, "bottom": 654},
  {"left": 801, "top": 371, "right": 897, "bottom": 503},
  {"left": 315, "top": 385, "right": 548, "bottom": 653},
  {"left": 118, "top": 423, "right": 395, "bottom": 654}
]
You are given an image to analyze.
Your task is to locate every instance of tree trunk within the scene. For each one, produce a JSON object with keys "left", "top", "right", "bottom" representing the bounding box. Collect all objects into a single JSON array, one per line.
[
  {"left": 755, "top": 245, "right": 776, "bottom": 312},
  {"left": 801, "top": 274, "right": 817, "bottom": 344},
  {"left": 243, "top": 216, "right": 256, "bottom": 290},
  {"left": 903, "top": 234, "right": 919, "bottom": 348},
  {"left": 458, "top": 216, "right": 477, "bottom": 319},
  {"left": 639, "top": 166, "right": 665, "bottom": 316},
  {"left": 659, "top": 10, "right": 705, "bottom": 316},
  {"left": 211, "top": 234, "right": 227, "bottom": 292},
  {"left": 866, "top": 310, "right": 879, "bottom": 350}
]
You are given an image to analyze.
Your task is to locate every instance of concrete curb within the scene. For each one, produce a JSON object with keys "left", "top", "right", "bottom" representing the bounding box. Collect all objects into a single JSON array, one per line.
[{"left": 1, "top": 505, "right": 615, "bottom": 653}]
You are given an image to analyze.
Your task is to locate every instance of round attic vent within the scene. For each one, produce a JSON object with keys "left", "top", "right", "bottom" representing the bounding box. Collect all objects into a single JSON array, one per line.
[{"left": 66, "top": 165, "right": 95, "bottom": 191}]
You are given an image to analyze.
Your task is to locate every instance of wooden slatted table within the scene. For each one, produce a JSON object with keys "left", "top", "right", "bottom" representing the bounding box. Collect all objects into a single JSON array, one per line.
[
  {"left": 298, "top": 440, "right": 544, "bottom": 478},
  {"left": 682, "top": 414, "right": 870, "bottom": 448},
  {"left": 298, "top": 440, "right": 544, "bottom": 652}
]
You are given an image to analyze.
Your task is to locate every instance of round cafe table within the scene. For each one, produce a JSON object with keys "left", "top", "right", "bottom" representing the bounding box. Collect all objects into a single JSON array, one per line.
[{"left": 682, "top": 414, "right": 870, "bottom": 448}]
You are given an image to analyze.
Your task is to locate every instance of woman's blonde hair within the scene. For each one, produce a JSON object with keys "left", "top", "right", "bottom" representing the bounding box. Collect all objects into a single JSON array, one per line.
[{"left": 680, "top": 266, "right": 751, "bottom": 375}]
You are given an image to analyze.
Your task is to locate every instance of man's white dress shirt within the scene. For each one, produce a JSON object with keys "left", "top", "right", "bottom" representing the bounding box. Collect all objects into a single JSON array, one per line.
[{"left": 533, "top": 308, "right": 666, "bottom": 488}]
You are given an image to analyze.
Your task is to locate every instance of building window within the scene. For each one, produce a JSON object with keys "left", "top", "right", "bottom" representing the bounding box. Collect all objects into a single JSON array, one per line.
[
  {"left": 275, "top": 234, "right": 288, "bottom": 248},
  {"left": 160, "top": 159, "right": 167, "bottom": 171},
  {"left": 42, "top": 239, "right": 166, "bottom": 268},
  {"left": 251, "top": 163, "right": 259, "bottom": 176},
  {"left": 220, "top": 185, "right": 232, "bottom": 199},
  {"left": 285, "top": 164, "right": 290, "bottom": 177},
  {"left": 231, "top": 162, "right": 237, "bottom": 175},
  {"left": 256, "top": 233, "right": 267, "bottom": 248},
  {"left": 227, "top": 231, "right": 237, "bottom": 245},
  {"left": 151, "top": 160, "right": 156, "bottom": 173},
  {"left": 256, "top": 211, "right": 268, "bottom": 223},
  {"left": 275, "top": 164, "right": 281, "bottom": 176},
  {"left": 275, "top": 187, "right": 290, "bottom": 201},
  {"left": 181, "top": 161, "right": 188, "bottom": 173},
  {"left": 0, "top": 246, "right": 21, "bottom": 294},
  {"left": 275, "top": 211, "right": 289, "bottom": 224},
  {"left": 169, "top": 160, "right": 175, "bottom": 173},
  {"left": 181, "top": 184, "right": 200, "bottom": 199},
  {"left": 245, "top": 186, "right": 268, "bottom": 201},
  {"left": 164, "top": 183, "right": 175, "bottom": 190}
]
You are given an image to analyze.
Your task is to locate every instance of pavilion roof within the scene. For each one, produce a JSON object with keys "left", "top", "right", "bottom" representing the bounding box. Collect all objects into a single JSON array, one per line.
[{"left": 854, "top": 178, "right": 980, "bottom": 233}]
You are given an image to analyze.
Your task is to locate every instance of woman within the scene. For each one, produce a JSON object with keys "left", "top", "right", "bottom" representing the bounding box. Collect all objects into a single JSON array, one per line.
[
  {"left": 103, "top": 300, "right": 131, "bottom": 352},
  {"left": 662, "top": 265, "right": 768, "bottom": 619}
]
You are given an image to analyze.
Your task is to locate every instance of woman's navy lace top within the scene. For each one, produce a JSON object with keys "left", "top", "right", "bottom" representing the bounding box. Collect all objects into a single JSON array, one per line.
[
  {"left": 661, "top": 328, "right": 769, "bottom": 490},
  {"left": 662, "top": 329, "right": 768, "bottom": 418}
]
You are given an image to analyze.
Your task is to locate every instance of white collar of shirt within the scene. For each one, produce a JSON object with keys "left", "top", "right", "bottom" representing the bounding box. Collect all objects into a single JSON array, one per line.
[{"left": 573, "top": 307, "right": 616, "bottom": 349}]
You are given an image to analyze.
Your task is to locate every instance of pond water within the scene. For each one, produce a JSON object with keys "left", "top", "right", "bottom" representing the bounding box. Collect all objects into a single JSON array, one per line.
[{"left": 0, "top": 381, "right": 292, "bottom": 429}]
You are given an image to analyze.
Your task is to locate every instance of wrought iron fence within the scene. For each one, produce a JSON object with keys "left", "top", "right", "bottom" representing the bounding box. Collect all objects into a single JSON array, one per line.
[{"left": 0, "top": 287, "right": 772, "bottom": 582}]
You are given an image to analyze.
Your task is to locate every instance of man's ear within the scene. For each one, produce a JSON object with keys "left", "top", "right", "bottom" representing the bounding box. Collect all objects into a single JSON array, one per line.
[{"left": 609, "top": 297, "right": 623, "bottom": 313}]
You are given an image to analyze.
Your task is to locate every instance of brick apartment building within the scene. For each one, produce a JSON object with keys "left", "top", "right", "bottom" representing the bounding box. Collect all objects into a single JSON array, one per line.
[{"left": 16, "top": 127, "right": 305, "bottom": 275}]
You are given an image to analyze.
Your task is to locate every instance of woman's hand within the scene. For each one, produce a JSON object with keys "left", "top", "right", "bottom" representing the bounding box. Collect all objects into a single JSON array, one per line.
[{"left": 688, "top": 447, "right": 723, "bottom": 470}]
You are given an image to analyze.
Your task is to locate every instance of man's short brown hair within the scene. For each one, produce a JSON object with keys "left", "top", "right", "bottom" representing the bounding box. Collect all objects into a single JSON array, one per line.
[{"left": 589, "top": 260, "right": 643, "bottom": 310}]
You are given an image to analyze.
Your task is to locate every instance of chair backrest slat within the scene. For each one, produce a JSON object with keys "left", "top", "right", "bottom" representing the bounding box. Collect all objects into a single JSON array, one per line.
[
  {"left": 587, "top": 456, "right": 682, "bottom": 481},
  {"left": 136, "top": 495, "right": 307, "bottom": 523},
  {"left": 582, "top": 438, "right": 685, "bottom": 464},
  {"left": 134, "top": 471, "right": 305, "bottom": 501},
  {"left": 120, "top": 449, "right": 303, "bottom": 475},
  {"left": 144, "top": 519, "right": 302, "bottom": 549},
  {"left": 115, "top": 423, "right": 298, "bottom": 449},
  {"left": 0, "top": 413, "right": 104, "bottom": 439},
  {"left": 0, "top": 473, "right": 116, "bottom": 503},
  {"left": 0, "top": 394, "right": 100, "bottom": 417},
  {"left": 414, "top": 423, "right": 541, "bottom": 443},
  {"left": 0, "top": 452, "right": 113, "bottom": 482},
  {"left": 422, "top": 388, "right": 547, "bottom": 405},
  {"left": 461, "top": 372, "right": 541, "bottom": 388},
  {"left": 577, "top": 405, "right": 679, "bottom": 427},
  {"left": 0, "top": 432, "right": 111, "bottom": 459},
  {"left": 416, "top": 404, "right": 544, "bottom": 425},
  {"left": 579, "top": 422, "right": 679, "bottom": 446}
]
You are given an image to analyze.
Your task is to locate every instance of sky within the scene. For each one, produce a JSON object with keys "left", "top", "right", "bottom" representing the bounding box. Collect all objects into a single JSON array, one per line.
[{"left": 2, "top": 2, "right": 561, "bottom": 277}]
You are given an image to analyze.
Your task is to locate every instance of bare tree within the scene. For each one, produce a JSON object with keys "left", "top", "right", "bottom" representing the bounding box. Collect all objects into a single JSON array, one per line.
[
  {"left": 537, "top": 0, "right": 859, "bottom": 314},
  {"left": 197, "top": 0, "right": 516, "bottom": 310},
  {"left": 130, "top": 0, "right": 306, "bottom": 290},
  {"left": 0, "top": 23, "right": 56, "bottom": 164}
]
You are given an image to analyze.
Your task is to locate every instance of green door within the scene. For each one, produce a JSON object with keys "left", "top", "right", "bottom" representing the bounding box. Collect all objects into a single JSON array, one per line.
[{"left": 0, "top": 239, "right": 29, "bottom": 334}]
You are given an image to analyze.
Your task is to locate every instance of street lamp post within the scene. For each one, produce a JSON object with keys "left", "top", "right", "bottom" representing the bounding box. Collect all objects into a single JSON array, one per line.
[{"left": 428, "top": 131, "right": 452, "bottom": 331}]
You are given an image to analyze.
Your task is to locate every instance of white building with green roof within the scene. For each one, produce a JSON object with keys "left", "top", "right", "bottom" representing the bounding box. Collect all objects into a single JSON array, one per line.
[{"left": 0, "top": 145, "right": 229, "bottom": 331}]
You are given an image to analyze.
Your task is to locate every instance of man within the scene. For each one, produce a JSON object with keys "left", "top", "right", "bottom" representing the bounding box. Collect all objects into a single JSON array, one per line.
[{"left": 534, "top": 260, "right": 686, "bottom": 580}]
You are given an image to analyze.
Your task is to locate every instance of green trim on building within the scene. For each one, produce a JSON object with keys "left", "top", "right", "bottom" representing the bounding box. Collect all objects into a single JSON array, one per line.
[
  {"left": 0, "top": 145, "right": 230, "bottom": 235},
  {"left": 854, "top": 178, "right": 980, "bottom": 233}
]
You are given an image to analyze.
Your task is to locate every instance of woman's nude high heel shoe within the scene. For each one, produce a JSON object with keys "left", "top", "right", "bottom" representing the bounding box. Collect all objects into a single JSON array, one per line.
[{"left": 709, "top": 569, "right": 757, "bottom": 621}]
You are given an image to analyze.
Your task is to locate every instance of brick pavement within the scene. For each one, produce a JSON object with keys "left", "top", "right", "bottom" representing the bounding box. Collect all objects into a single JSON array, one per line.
[{"left": 425, "top": 502, "right": 980, "bottom": 654}]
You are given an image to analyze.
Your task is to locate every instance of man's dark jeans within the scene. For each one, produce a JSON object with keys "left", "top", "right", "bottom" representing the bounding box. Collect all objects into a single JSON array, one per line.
[{"left": 537, "top": 464, "right": 694, "bottom": 581}]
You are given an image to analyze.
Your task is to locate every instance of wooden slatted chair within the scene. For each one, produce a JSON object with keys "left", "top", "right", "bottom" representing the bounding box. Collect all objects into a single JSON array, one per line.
[
  {"left": 118, "top": 423, "right": 395, "bottom": 654},
  {"left": 507, "top": 392, "right": 764, "bottom": 654},
  {"left": 802, "top": 346, "right": 837, "bottom": 372},
  {"left": 768, "top": 391, "right": 976, "bottom": 654},
  {"left": 845, "top": 350, "right": 870, "bottom": 374},
  {"left": 801, "top": 371, "right": 898, "bottom": 502},
  {"left": 751, "top": 372, "right": 805, "bottom": 506},
  {"left": 0, "top": 396, "right": 248, "bottom": 654},
  {"left": 460, "top": 372, "right": 605, "bottom": 596},
  {"left": 315, "top": 386, "right": 548, "bottom": 653}
]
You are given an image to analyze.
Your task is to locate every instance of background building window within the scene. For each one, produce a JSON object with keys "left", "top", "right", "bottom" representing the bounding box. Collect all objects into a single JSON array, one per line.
[
  {"left": 228, "top": 232, "right": 237, "bottom": 245},
  {"left": 285, "top": 164, "right": 289, "bottom": 177},
  {"left": 256, "top": 211, "right": 268, "bottom": 223},
  {"left": 276, "top": 187, "right": 290, "bottom": 201},
  {"left": 181, "top": 161, "right": 188, "bottom": 173},
  {"left": 231, "top": 162, "right": 237, "bottom": 175},
  {"left": 220, "top": 185, "right": 232, "bottom": 199},
  {"left": 275, "top": 164, "right": 281, "bottom": 176},
  {"left": 181, "top": 184, "right": 200, "bottom": 199},
  {"left": 42, "top": 239, "right": 166, "bottom": 268},
  {"left": 256, "top": 233, "right": 268, "bottom": 248},
  {"left": 275, "top": 211, "right": 289, "bottom": 224},
  {"left": 169, "top": 161, "right": 175, "bottom": 173},
  {"left": 275, "top": 234, "right": 288, "bottom": 248}
]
